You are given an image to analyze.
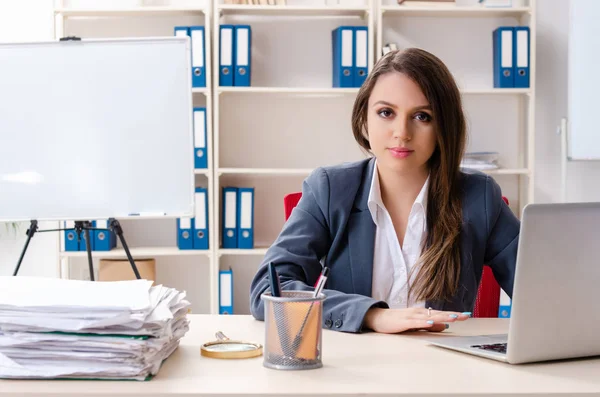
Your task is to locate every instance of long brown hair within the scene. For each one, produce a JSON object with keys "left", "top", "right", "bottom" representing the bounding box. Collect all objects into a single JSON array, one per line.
[{"left": 352, "top": 48, "right": 466, "bottom": 303}]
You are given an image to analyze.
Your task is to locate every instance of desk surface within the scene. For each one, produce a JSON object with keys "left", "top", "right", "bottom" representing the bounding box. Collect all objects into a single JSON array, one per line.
[{"left": 2, "top": 314, "right": 600, "bottom": 397}]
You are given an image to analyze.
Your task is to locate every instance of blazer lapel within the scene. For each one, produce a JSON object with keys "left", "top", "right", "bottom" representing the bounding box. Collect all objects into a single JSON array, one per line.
[{"left": 348, "top": 157, "right": 377, "bottom": 297}]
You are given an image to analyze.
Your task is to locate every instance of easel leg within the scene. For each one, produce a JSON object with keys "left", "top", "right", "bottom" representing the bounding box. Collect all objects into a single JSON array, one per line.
[
  {"left": 13, "top": 220, "right": 38, "bottom": 276},
  {"left": 74, "top": 221, "right": 95, "bottom": 281},
  {"left": 83, "top": 226, "right": 94, "bottom": 281},
  {"left": 109, "top": 219, "right": 141, "bottom": 280}
]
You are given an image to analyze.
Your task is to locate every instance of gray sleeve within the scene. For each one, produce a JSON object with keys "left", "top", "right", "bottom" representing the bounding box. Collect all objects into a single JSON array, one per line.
[
  {"left": 249, "top": 168, "right": 388, "bottom": 333},
  {"left": 483, "top": 175, "right": 520, "bottom": 298}
]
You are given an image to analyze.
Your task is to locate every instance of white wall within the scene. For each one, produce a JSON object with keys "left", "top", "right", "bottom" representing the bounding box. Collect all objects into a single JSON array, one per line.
[
  {"left": 0, "top": 0, "right": 57, "bottom": 278},
  {"left": 535, "top": 0, "right": 600, "bottom": 203}
]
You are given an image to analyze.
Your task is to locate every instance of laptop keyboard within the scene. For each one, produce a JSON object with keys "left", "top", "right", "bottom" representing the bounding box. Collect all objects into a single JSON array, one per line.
[{"left": 470, "top": 343, "right": 507, "bottom": 354}]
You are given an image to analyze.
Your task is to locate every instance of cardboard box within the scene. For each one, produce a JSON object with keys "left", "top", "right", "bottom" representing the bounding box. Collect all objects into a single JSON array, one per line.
[{"left": 99, "top": 258, "right": 156, "bottom": 284}]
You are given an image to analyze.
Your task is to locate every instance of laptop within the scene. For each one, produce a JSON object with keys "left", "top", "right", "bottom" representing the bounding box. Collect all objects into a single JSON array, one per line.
[{"left": 428, "top": 202, "right": 600, "bottom": 364}]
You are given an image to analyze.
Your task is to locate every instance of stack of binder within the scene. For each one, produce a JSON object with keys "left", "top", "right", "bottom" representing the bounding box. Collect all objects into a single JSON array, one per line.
[
  {"left": 492, "top": 26, "right": 530, "bottom": 88},
  {"left": 63, "top": 220, "right": 117, "bottom": 252},
  {"left": 332, "top": 26, "right": 368, "bottom": 88},
  {"left": 219, "top": 25, "right": 252, "bottom": 87},
  {"left": 221, "top": 187, "right": 254, "bottom": 249},
  {"left": 177, "top": 187, "right": 209, "bottom": 250},
  {"left": 174, "top": 26, "right": 206, "bottom": 88},
  {"left": 0, "top": 277, "right": 190, "bottom": 381}
]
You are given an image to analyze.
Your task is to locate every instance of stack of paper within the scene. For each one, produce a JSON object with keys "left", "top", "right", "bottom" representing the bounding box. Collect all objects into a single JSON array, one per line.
[
  {"left": 460, "top": 151, "right": 500, "bottom": 170},
  {"left": 0, "top": 276, "right": 190, "bottom": 381}
]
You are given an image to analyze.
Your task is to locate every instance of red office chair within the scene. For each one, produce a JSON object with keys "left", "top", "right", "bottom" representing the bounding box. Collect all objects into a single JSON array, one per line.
[{"left": 283, "top": 192, "right": 508, "bottom": 318}]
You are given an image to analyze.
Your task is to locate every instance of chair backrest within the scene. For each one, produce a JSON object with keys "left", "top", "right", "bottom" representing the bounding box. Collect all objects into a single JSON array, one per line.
[
  {"left": 283, "top": 192, "right": 302, "bottom": 221},
  {"left": 283, "top": 192, "right": 508, "bottom": 318},
  {"left": 471, "top": 195, "right": 508, "bottom": 318}
]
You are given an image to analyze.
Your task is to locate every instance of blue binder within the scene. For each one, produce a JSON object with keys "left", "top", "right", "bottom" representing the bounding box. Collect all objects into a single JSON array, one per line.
[
  {"left": 193, "top": 187, "right": 209, "bottom": 250},
  {"left": 492, "top": 27, "right": 515, "bottom": 88},
  {"left": 513, "top": 26, "right": 530, "bottom": 88},
  {"left": 353, "top": 26, "right": 368, "bottom": 87},
  {"left": 78, "top": 221, "right": 95, "bottom": 251},
  {"left": 219, "top": 25, "right": 235, "bottom": 87},
  {"left": 193, "top": 107, "right": 207, "bottom": 169},
  {"left": 177, "top": 217, "right": 194, "bottom": 250},
  {"left": 498, "top": 289, "right": 512, "bottom": 318},
  {"left": 234, "top": 25, "right": 251, "bottom": 87},
  {"left": 189, "top": 26, "right": 206, "bottom": 88},
  {"left": 222, "top": 187, "right": 238, "bottom": 249},
  {"left": 236, "top": 187, "right": 254, "bottom": 249},
  {"left": 332, "top": 26, "right": 354, "bottom": 88},
  {"left": 174, "top": 26, "right": 189, "bottom": 38},
  {"left": 219, "top": 268, "right": 234, "bottom": 314},
  {"left": 64, "top": 221, "right": 78, "bottom": 251},
  {"left": 94, "top": 219, "right": 116, "bottom": 251}
]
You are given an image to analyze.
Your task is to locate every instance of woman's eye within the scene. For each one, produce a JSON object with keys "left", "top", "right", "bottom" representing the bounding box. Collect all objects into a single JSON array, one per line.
[
  {"left": 415, "top": 112, "right": 432, "bottom": 122},
  {"left": 378, "top": 108, "right": 393, "bottom": 118}
]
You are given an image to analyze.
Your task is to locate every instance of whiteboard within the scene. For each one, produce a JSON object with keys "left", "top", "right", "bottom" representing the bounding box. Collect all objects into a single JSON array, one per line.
[
  {"left": 568, "top": 0, "right": 600, "bottom": 160},
  {"left": 0, "top": 37, "right": 195, "bottom": 221}
]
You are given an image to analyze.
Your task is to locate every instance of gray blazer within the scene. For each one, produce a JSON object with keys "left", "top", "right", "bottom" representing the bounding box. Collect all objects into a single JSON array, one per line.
[{"left": 249, "top": 157, "right": 520, "bottom": 333}]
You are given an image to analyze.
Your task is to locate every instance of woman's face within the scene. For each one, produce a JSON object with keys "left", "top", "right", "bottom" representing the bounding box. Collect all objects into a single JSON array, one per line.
[{"left": 366, "top": 71, "right": 437, "bottom": 177}]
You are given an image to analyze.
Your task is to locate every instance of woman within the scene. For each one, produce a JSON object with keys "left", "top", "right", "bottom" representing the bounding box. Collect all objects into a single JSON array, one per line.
[{"left": 249, "top": 48, "right": 520, "bottom": 334}]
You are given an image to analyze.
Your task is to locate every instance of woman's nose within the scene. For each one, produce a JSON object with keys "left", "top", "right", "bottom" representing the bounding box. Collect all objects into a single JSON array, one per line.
[{"left": 392, "top": 117, "right": 412, "bottom": 141}]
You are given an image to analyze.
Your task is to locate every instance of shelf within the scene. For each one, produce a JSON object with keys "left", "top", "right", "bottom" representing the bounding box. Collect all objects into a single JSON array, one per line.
[
  {"left": 192, "top": 88, "right": 209, "bottom": 95},
  {"left": 217, "top": 4, "right": 369, "bottom": 17},
  {"left": 217, "top": 87, "right": 528, "bottom": 96},
  {"left": 461, "top": 88, "right": 531, "bottom": 95},
  {"left": 194, "top": 169, "right": 211, "bottom": 176},
  {"left": 217, "top": 87, "right": 359, "bottom": 96},
  {"left": 60, "top": 247, "right": 211, "bottom": 258},
  {"left": 54, "top": 7, "right": 207, "bottom": 17},
  {"left": 218, "top": 168, "right": 314, "bottom": 176},
  {"left": 381, "top": 4, "right": 531, "bottom": 17},
  {"left": 479, "top": 168, "right": 530, "bottom": 176},
  {"left": 218, "top": 248, "right": 269, "bottom": 256},
  {"left": 217, "top": 167, "right": 529, "bottom": 176}
]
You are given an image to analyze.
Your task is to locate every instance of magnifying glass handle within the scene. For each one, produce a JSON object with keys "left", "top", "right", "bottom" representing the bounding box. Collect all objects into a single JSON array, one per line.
[{"left": 215, "top": 331, "right": 229, "bottom": 341}]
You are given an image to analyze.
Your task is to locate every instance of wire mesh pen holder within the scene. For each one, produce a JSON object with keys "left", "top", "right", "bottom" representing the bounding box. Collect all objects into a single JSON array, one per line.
[{"left": 261, "top": 290, "right": 326, "bottom": 370}]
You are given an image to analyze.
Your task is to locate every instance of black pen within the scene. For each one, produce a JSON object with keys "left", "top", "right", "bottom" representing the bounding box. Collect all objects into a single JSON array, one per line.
[
  {"left": 268, "top": 262, "right": 282, "bottom": 297},
  {"left": 267, "top": 262, "right": 293, "bottom": 357}
]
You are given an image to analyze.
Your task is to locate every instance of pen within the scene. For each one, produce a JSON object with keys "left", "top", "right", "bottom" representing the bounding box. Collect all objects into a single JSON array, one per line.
[
  {"left": 313, "top": 267, "right": 329, "bottom": 298},
  {"left": 268, "top": 262, "right": 282, "bottom": 297},
  {"left": 267, "top": 262, "right": 293, "bottom": 357},
  {"left": 292, "top": 266, "right": 329, "bottom": 354}
]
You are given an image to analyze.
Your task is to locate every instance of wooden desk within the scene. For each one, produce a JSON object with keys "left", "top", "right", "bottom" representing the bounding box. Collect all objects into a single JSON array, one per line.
[{"left": 2, "top": 314, "right": 600, "bottom": 397}]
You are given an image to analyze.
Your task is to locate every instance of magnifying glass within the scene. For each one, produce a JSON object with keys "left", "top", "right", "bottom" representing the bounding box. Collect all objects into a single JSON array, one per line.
[{"left": 200, "top": 331, "right": 263, "bottom": 359}]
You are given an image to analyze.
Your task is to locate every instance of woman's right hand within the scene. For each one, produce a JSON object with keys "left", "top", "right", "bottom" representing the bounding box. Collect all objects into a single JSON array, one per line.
[{"left": 363, "top": 307, "right": 471, "bottom": 333}]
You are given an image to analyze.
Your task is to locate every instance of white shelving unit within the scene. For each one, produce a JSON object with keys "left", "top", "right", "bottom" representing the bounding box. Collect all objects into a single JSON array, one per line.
[
  {"left": 52, "top": 0, "right": 216, "bottom": 315},
  {"left": 49, "top": 0, "right": 536, "bottom": 316},
  {"left": 377, "top": 0, "right": 536, "bottom": 216},
  {"left": 211, "top": 0, "right": 374, "bottom": 315}
]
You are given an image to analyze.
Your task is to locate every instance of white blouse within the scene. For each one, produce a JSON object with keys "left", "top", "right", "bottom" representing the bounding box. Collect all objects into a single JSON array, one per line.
[{"left": 367, "top": 161, "right": 429, "bottom": 309}]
